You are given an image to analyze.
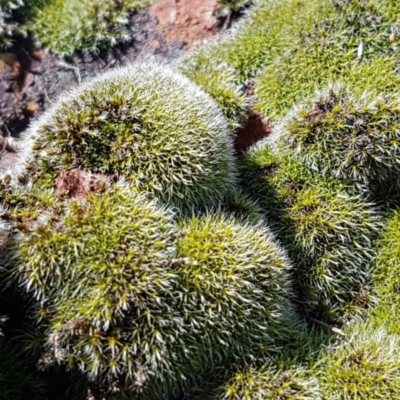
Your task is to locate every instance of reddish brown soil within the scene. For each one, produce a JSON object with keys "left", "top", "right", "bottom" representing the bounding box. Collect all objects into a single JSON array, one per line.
[
  {"left": 235, "top": 111, "right": 273, "bottom": 152},
  {"left": 54, "top": 169, "right": 116, "bottom": 199},
  {"left": 0, "top": 0, "right": 233, "bottom": 171},
  {"left": 149, "top": 0, "right": 223, "bottom": 48}
]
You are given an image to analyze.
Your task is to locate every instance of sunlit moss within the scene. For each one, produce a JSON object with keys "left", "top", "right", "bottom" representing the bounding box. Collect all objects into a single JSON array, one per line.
[
  {"left": 178, "top": 52, "right": 248, "bottom": 130},
  {"left": 315, "top": 323, "right": 400, "bottom": 400},
  {"left": 255, "top": 0, "right": 400, "bottom": 120},
  {"left": 239, "top": 140, "right": 381, "bottom": 322},
  {"left": 9, "top": 183, "right": 298, "bottom": 398},
  {"left": 25, "top": 0, "right": 153, "bottom": 57},
  {"left": 15, "top": 62, "right": 237, "bottom": 210},
  {"left": 275, "top": 83, "right": 400, "bottom": 194}
]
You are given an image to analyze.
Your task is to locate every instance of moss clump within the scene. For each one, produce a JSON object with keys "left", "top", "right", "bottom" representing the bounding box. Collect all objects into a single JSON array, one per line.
[
  {"left": 12, "top": 184, "right": 178, "bottom": 312},
  {"left": 182, "top": 0, "right": 329, "bottom": 87},
  {"left": 17, "top": 62, "right": 237, "bottom": 210},
  {"left": 314, "top": 323, "right": 400, "bottom": 399},
  {"left": 239, "top": 140, "right": 381, "bottom": 322},
  {"left": 195, "top": 363, "right": 319, "bottom": 400},
  {"left": 175, "top": 213, "right": 298, "bottom": 352},
  {"left": 177, "top": 53, "right": 248, "bottom": 130},
  {"left": 9, "top": 184, "right": 296, "bottom": 398},
  {"left": 10, "top": 184, "right": 180, "bottom": 397},
  {"left": 25, "top": 0, "right": 152, "bottom": 57},
  {"left": 276, "top": 83, "right": 400, "bottom": 191},
  {"left": 255, "top": 0, "right": 400, "bottom": 120}
]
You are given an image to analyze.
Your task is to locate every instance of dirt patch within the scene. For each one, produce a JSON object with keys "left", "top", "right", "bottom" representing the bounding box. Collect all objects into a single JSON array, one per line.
[
  {"left": 234, "top": 111, "right": 273, "bottom": 152},
  {"left": 54, "top": 169, "right": 116, "bottom": 199},
  {"left": 0, "top": 0, "right": 234, "bottom": 171},
  {"left": 149, "top": 0, "right": 223, "bottom": 48}
]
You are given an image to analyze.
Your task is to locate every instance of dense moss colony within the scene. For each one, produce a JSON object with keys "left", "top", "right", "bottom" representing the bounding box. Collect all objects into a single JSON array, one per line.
[
  {"left": 0, "top": 0, "right": 152, "bottom": 54},
  {"left": 5, "top": 184, "right": 297, "bottom": 398},
  {"left": 15, "top": 62, "right": 237, "bottom": 210},
  {"left": 276, "top": 83, "right": 400, "bottom": 191},
  {"left": 5, "top": 0, "right": 400, "bottom": 399},
  {"left": 239, "top": 140, "right": 382, "bottom": 322}
]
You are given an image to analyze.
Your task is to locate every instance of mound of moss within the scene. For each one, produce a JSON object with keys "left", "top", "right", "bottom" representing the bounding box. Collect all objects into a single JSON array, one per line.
[
  {"left": 275, "top": 83, "right": 400, "bottom": 193},
  {"left": 255, "top": 0, "right": 400, "bottom": 120},
  {"left": 239, "top": 140, "right": 381, "bottom": 322},
  {"left": 7, "top": 182, "right": 297, "bottom": 398},
  {"left": 15, "top": 61, "right": 237, "bottom": 210},
  {"left": 25, "top": 0, "right": 152, "bottom": 57},
  {"left": 180, "top": 0, "right": 329, "bottom": 91},
  {"left": 315, "top": 323, "right": 400, "bottom": 400},
  {"left": 0, "top": 0, "right": 152, "bottom": 55},
  {"left": 196, "top": 363, "right": 319, "bottom": 400}
]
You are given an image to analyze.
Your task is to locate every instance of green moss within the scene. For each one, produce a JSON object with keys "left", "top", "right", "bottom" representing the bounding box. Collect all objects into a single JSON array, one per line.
[
  {"left": 314, "top": 323, "right": 400, "bottom": 400},
  {"left": 182, "top": 0, "right": 329, "bottom": 87},
  {"left": 178, "top": 53, "right": 248, "bottom": 130},
  {"left": 175, "top": 212, "right": 298, "bottom": 351},
  {"left": 17, "top": 62, "right": 237, "bottom": 210},
  {"left": 196, "top": 363, "right": 320, "bottom": 400},
  {"left": 275, "top": 83, "right": 400, "bottom": 192},
  {"left": 369, "top": 210, "right": 400, "bottom": 334},
  {"left": 24, "top": 0, "right": 152, "bottom": 57},
  {"left": 239, "top": 140, "right": 381, "bottom": 322},
  {"left": 10, "top": 184, "right": 180, "bottom": 397},
  {"left": 255, "top": 0, "right": 400, "bottom": 120},
  {"left": 375, "top": 210, "right": 400, "bottom": 302},
  {"left": 10, "top": 183, "right": 298, "bottom": 398}
]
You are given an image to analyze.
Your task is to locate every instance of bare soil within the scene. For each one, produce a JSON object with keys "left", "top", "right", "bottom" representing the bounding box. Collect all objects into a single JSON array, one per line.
[{"left": 0, "top": 0, "right": 260, "bottom": 172}]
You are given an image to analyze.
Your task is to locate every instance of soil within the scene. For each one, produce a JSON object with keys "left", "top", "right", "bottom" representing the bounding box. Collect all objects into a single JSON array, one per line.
[
  {"left": 234, "top": 110, "right": 273, "bottom": 153},
  {"left": 149, "top": 0, "right": 223, "bottom": 48},
  {"left": 0, "top": 0, "right": 263, "bottom": 173}
]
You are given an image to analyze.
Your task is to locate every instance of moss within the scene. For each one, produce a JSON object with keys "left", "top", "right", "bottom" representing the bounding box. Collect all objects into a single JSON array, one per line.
[
  {"left": 239, "top": 140, "right": 382, "bottom": 322},
  {"left": 24, "top": 0, "right": 152, "bottom": 57},
  {"left": 375, "top": 210, "right": 400, "bottom": 302},
  {"left": 255, "top": 0, "right": 400, "bottom": 121},
  {"left": 195, "top": 363, "right": 320, "bottom": 400},
  {"left": 9, "top": 182, "right": 298, "bottom": 398},
  {"left": 182, "top": 0, "right": 329, "bottom": 87},
  {"left": 175, "top": 212, "right": 298, "bottom": 352},
  {"left": 16, "top": 62, "right": 237, "bottom": 210},
  {"left": 177, "top": 53, "right": 248, "bottom": 130},
  {"left": 275, "top": 83, "right": 400, "bottom": 193},
  {"left": 314, "top": 323, "right": 400, "bottom": 400},
  {"left": 370, "top": 210, "right": 400, "bottom": 334}
]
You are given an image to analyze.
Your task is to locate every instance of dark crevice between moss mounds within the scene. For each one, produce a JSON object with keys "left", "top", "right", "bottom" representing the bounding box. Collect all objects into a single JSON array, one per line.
[{"left": 234, "top": 110, "right": 273, "bottom": 153}]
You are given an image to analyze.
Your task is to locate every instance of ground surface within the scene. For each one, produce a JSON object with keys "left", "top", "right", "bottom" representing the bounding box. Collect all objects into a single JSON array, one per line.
[{"left": 0, "top": 0, "right": 234, "bottom": 170}]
